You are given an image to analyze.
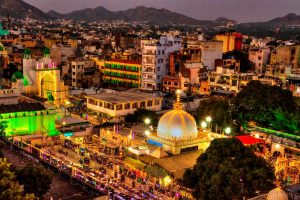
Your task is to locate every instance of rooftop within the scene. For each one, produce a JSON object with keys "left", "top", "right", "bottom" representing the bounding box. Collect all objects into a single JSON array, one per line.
[
  {"left": 0, "top": 103, "right": 46, "bottom": 114},
  {"left": 86, "top": 91, "right": 162, "bottom": 104}
]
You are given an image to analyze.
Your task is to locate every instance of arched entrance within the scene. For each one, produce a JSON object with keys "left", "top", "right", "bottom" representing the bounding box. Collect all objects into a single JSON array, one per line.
[{"left": 40, "top": 72, "right": 55, "bottom": 99}]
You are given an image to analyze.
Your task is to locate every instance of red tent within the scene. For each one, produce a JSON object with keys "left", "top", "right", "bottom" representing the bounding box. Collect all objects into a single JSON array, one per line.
[{"left": 235, "top": 135, "right": 265, "bottom": 145}]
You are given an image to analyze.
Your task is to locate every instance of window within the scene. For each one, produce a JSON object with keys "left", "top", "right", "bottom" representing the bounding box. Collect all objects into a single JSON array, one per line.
[
  {"left": 116, "top": 104, "right": 123, "bottom": 110},
  {"left": 73, "top": 72, "right": 75, "bottom": 75},
  {"left": 125, "top": 103, "right": 131, "bottom": 109},
  {"left": 72, "top": 79, "right": 75, "bottom": 82},
  {"left": 132, "top": 102, "right": 138, "bottom": 108},
  {"left": 140, "top": 101, "right": 146, "bottom": 108},
  {"left": 77, "top": 65, "right": 80, "bottom": 69},
  {"left": 174, "top": 82, "right": 178, "bottom": 86},
  {"left": 154, "top": 99, "right": 160, "bottom": 106},
  {"left": 104, "top": 103, "right": 112, "bottom": 109},
  {"left": 158, "top": 50, "right": 161, "bottom": 55},
  {"left": 157, "top": 67, "right": 160, "bottom": 71},
  {"left": 88, "top": 98, "right": 98, "bottom": 106},
  {"left": 72, "top": 65, "right": 75, "bottom": 69},
  {"left": 164, "top": 82, "right": 167, "bottom": 85},
  {"left": 162, "top": 50, "right": 165, "bottom": 55},
  {"left": 99, "top": 101, "right": 103, "bottom": 107},
  {"left": 147, "top": 100, "right": 153, "bottom": 107}
]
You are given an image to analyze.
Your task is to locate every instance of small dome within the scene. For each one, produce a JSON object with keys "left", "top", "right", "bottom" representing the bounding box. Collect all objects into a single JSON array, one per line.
[
  {"left": 267, "top": 188, "right": 288, "bottom": 200},
  {"left": 12, "top": 71, "right": 23, "bottom": 79},
  {"left": 157, "top": 109, "right": 198, "bottom": 139}
]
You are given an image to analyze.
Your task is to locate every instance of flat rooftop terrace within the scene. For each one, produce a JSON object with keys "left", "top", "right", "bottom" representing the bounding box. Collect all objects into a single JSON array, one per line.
[{"left": 86, "top": 91, "right": 162, "bottom": 104}]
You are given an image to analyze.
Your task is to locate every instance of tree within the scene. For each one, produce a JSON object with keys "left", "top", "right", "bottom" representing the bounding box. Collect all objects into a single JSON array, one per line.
[
  {"left": 182, "top": 138, "right": 275, "bottom": 200},
  {"left": 0, "top": 121, "right": 8, "bottom": 138},
  {"left": 125, "top": 108, "right": 159, "bottom": 126},
  {"left": 0, "top": 158, "right": 36, "bottom": 200},
  {"left": 195, "top": 97, "right": 237, "bottom": 134},
  {"left": 16, "top": 165, "right": 53, "bottom": 198},
  {"left": 234, "top": 81, "right": 300, "bottom": 134}
]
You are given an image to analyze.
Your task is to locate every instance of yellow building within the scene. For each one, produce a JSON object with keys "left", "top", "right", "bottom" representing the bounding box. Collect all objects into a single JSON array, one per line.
[
  {"left": 103, "top": 60, "right": 142, "bottom": 88},
  {"left": 215, "top": 32, "right": 242, "bottom": 53}
]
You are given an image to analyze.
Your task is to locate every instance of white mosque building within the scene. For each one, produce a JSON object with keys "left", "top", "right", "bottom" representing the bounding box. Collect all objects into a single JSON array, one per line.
[{"left": 147, "top": 90, "right": 210, "bottom": 155}]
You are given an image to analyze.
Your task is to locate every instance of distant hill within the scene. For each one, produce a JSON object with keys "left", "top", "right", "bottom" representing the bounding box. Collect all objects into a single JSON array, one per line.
[
  {"left": 48, "top": 6, "right": 211, "bottom": 25},
  {"left": 239, "top": 13, "right": 300, "bottom": 28},
  {"left": 0, "top": 0, "right": 49, "bottom": 20}
]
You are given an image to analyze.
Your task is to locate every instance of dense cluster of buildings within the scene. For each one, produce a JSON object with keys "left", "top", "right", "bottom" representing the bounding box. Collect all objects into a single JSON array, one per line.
[{"left": 0, "top": 16, "right": 299, "bottom": 200}]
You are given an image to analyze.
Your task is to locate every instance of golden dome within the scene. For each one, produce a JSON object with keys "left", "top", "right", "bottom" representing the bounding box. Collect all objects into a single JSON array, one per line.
[
  {"left": 267, "top": 188, "right": 288, "bottom": 200},
  {"left": 157, "top": 90, "right": 198, "bottom": 139}
]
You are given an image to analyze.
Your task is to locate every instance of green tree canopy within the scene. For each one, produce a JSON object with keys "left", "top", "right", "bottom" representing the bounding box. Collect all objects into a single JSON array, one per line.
[
  {"left": 0, "top": 158, "right": 36, "bottom": 200},
  {"left": 234, "top": 81, "right": 300, "bottom": 134},
  {"left": 195, "top": 97, "right": 237, "bottom": 134},
  {"left": 16, "top": 165, "right": 53, "bottom": 198},
  {"left": 182, "top": 138, "right": 275, "bottom": 200},
  {"left": 0, "top": 121, "right": 8, "bottom": 138},
  {"left": 125, "top": 108, "right": 159, "bottom": 126}
]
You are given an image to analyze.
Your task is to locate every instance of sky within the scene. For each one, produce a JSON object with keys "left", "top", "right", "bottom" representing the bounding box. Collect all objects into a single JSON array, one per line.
[{"left": 24, "top": 0, "right": 300, "bottom": 23}]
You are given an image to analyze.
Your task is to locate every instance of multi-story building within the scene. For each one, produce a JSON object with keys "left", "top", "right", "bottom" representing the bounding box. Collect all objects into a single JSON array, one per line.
[
  {"left": 249, "top": 48, "right": 270, "bottom": 74},
  {"left": 199, "top": 41, "right": 223, "bottom": 70},
  {"left": 270, "top": 45, "right": 300, "bottom": 71},
  {"left": 162, "top": 48, "right": 204, "bottom": 93},
  {"left": 103, "top": 60, "right": 142, "bottom": 88},
  {"left": 215, "top": 32, "right": 243, "bottom": 53},
  {"left": 71, "top": 60, "right": 100, "bottom": 88},
  {"left": 141, "top": 36, "right": 181, "bottom": 90},
  {"left": 265, "top": 64, "right": 292, "bottom": 81},
  {"left": 208, "top": 66, "right": 240, "bottom": 93},
  {"left": 86, "top": 91, "right": 162, "bottom": 121}
]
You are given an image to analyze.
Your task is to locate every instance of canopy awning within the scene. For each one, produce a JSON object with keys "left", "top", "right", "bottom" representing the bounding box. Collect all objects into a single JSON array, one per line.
[{"left": 236, "top": 135, "right": 265, "bottom": 145}]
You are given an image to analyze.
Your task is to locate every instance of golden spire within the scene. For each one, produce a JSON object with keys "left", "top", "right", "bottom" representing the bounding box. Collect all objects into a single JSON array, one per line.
[{"left": 173, "top": 89, "right": 183, "bottom": 110}]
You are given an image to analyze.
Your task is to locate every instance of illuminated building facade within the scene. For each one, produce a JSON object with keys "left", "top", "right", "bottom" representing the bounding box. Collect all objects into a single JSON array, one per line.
[
  {"left": 0, "top": 103, "right": 58, "bottom": 137},
  {"left": 86, "top": 91, "right": 162, "bottom": 120},
  {"left": 215, "top": 32, "right": 243, "bottom": 53},
  {"left": 22, "top": 49, "right": 68, "bottom": 105},
  {"left": 147, "top": 92, "right": 209, "bottom": 155},
  {"left": 103, "top": 60, "right": 142, "bottom": 88}
]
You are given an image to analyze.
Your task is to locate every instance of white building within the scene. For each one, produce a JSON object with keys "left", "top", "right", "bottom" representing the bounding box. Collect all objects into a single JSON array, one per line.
[
  {"left": 86, "top": 91, "right": 162, "bottom": 120},
  {"left": 249, "top": 48, "right": 270, "bottom": 74},
  {"left": 141, "top": 36, "right": 181, "bottom": 90},
  {"left": 200, "top": 40, "right": 223, "bottom": 71}
]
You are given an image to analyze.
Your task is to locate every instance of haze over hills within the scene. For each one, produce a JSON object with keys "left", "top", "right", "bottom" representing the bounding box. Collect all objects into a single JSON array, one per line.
[
  {"left": 240, "top": 13, "right": 300, "bottom": 27},
  {"left": 0, "top": 0, "right": 300, "bottom": 27},
  {"left": 0, "top": 0, "right": 49, "bottom": 20},
  {"left": 47, "top": 6, "right": 211, "bottom": 25}
]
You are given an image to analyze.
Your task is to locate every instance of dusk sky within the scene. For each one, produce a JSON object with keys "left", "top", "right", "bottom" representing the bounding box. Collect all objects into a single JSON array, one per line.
[{"left": 24, "top": 0, "right": 300, "bottom": 22}]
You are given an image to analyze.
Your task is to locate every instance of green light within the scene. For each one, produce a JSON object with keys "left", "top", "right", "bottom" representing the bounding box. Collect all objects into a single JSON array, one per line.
[{"left": 1, "top": 110, "right": 59, "bottom": 137}]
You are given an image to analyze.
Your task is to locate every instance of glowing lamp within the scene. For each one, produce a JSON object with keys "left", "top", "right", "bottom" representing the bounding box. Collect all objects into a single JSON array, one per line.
[
  {"left": 205, "top": 116, "right": 212, "bottom": 123},
  {"left": 144, "top": 118, "right": 151, "bottom": 125},
  {"left": 225, "top": 127, "right": 231, "bottom": 135},
  {"left": 201, "top": 121, "right": 207, "bottom": 129}
]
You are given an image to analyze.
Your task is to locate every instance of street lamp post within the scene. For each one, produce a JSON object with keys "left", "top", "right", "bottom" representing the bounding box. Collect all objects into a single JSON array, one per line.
[{"left": 225, "top": 127, "right": 231, "bottom": 136}]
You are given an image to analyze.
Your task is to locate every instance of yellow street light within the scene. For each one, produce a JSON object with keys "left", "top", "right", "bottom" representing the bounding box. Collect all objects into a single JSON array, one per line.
[
  {"left": 205, "top": 116, "right": 212, "bottom": 123},
  {"left": 144, "top": 118, "right": 151, "bottom": 125},
  {"left": 201, "top": 121, "right": 207, "bottom": 129},
  {"left": 145, "top": 130, "right": 150, "bottom": 136},
  {"left": 225, "top": 127, "right": 231, "bottom": 135}
]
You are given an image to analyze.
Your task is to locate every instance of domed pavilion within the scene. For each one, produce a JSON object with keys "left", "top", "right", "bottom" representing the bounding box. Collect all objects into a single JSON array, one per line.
[
  {"left": 147, "top": 90, "right": 210, "bottom": 155},
  {"left": 267, "top": 188, "right": 288, "bottom": 200}
]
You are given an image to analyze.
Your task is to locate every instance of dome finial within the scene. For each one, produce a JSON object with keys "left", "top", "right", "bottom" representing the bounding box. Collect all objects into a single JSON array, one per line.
[{"left": 174, "top": 89, "right": 183, "bottom": 109}]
